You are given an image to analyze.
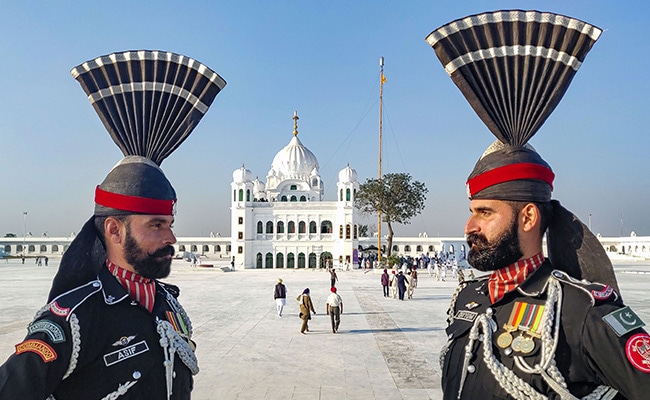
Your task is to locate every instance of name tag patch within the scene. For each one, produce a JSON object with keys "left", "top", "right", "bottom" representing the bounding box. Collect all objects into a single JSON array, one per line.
[
  {"left": 455, "top": 310, "right": 478, "bottom": 322},
  {"left": 103, "top": 340, "right": 149, "bottom": 367}
]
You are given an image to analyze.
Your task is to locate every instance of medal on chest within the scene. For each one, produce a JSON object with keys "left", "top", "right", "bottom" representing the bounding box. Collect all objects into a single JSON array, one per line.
[{"left": 496, "top": 301, "right": 545, "bottom": 355}]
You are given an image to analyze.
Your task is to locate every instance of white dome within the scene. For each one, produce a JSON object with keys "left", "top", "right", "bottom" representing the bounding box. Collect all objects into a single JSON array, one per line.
[
  {"left": 270, "top": 135, "right": 319, "bottom": 178},
  {"left": 253, "top": 177, "right": 266, "bottom": 192},
  {"left": 338, "top": 164, "right": 358, "bottom": 183},
  {"left": 232, "top": 165, "right": 253, "bottom": 183}
]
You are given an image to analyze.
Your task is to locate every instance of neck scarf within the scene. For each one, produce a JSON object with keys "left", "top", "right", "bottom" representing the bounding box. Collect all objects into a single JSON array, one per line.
[
  {"left": 488, "top": 253, "right": 544, "bottom": 304},
  {"left": 106, "top": 260, "right": 156, "bottom": 313}
]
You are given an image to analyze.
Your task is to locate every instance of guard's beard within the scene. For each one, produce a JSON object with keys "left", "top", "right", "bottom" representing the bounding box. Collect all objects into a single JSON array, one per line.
[
  {"left": 466, "top": 217, "right": 522, "bottom": 272},
  {"left": 124, "top": 229, "right": 174, "bottom": 279}
]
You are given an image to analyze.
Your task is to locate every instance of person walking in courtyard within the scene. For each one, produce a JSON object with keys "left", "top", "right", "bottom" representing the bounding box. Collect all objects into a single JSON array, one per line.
[
  {"left": 297, "top": 288, "right": 316, "bottom": 334},
  {"left": 381, "top": 268, "right": 390, "bottom": 297},
  {"left": 329, "top": 267, "right": 338, "bottom": 288},
  {"left": 326, "top": 286, "right": 343, "bottom": 333},
  {"left": 274, "top": 278, "right": 287, "bottom": 317},
  {"left": 390, "top": 270, "right": 398, "bottom": 298},
  {"left": 396, "top": 271, "right": 407, "bottom": 300}
]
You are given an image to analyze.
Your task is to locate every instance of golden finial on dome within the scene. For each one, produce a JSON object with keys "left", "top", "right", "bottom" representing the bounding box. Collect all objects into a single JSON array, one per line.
[{"left": 292, "top": 110, "right": 299, "bottom": 136}]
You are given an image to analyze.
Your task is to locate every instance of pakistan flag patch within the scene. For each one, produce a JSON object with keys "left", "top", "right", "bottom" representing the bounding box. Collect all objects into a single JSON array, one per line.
[{"left": 603, "top": 306, "right": 645, "bottom": 337}]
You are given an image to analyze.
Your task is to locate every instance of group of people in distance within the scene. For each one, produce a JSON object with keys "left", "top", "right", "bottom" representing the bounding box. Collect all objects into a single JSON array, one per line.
[{"left": 273, "top": 277, "right": 343, "bottom": 334}]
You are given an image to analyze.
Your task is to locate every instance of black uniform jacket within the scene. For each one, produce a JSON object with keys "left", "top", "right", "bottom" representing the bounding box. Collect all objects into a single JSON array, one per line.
[
  {"left": 441, "top": 261, "right": 650, "bottom": 400},
  {"left": 0, "top": 266, "right": 195, "bottom": 399}
]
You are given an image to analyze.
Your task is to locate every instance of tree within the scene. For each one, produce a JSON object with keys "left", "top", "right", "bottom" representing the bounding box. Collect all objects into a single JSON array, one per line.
[{"left": 355, "top": 173, "right": 428, "bottom": 257}]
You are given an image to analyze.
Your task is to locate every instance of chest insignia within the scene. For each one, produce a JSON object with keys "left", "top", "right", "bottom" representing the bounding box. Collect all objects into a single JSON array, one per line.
[
  {"left": 103, "top": 340, "right": 150, "bottom": 367},
  {"left": 603, "top": 306, "right": 645, "bottom": 337},
  {"left": 112, "top": 335, "right": 137, "bottom": 347},
  {"left": 27, "top": 320, "right": 66, "bottom": 343},
  {"left": 49, "top": 301, "right": 70, "bottom": 317},
  {"left": 454, "top": 310, "right": 478, "bottom": 322},
  {"left": 15, "top": 339, "right": 57, "bottom": 362},
  {"left": 465, "top": 301, "right": 480, "bottom": 310},
  {"left": 166, "top": 311, "right": 190, "bottom": 335},
  {"left": 626, "top": 333, "right": 650, "bottom": 373}
]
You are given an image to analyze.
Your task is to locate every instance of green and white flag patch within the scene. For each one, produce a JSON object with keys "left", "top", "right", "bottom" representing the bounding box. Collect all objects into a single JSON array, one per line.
[{"left": 603, "top": 306, "right": 645, "bottom": 337}]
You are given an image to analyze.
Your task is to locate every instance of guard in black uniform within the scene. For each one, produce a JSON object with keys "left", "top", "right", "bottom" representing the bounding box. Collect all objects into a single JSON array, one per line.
[
  {"left": 0, "top": 50, "right": 226, "bottom": 399},
  {"left": 426, "top": 10, "right": 650, "bottom": 400}
]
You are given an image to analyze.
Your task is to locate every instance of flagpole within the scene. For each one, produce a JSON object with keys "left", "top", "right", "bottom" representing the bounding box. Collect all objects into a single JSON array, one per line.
[{"left": 378, "top": 56, "right": 384, "bottom": 264}]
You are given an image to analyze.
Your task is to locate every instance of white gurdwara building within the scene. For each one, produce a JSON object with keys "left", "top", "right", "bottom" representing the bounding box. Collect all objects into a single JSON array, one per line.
[{"left": 230, "top": 112, "right": 360, "bottom": 269}]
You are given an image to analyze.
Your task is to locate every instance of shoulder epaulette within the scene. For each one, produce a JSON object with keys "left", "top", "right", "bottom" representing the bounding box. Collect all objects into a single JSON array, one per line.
[
  {"left": 46, "top": 280, "right": 103, "bottom": 321},
  {"left": 551, "top": 270, "right": 619, "bottom": 306},
  {"left": 158, "top": 281, "right": 180, "bottom": 298}
]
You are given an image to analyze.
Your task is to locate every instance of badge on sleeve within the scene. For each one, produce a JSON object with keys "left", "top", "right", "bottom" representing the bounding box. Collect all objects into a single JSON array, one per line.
[
  {"left": 602, "top": 306, "right": 645, "bottom": 337},
  {"left": 15, "top": 339, "right": 57, "bottom": 362},
  {"left": 626, "top": 333, "right": 650, "bottom": 373}
]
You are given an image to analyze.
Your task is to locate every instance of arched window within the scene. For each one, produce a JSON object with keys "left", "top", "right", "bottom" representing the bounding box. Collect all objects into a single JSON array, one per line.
[
  {"left": 257, "top": 221, "right": 263, "bottom": 234},
  {"left": 346, "top": 188, "right": 350, "bottom": 201},
  {"left": 179, "top": 245, "right": 186, "bottom": 252},
  {"left": 276, "top": 253, "right": 284, "bottom": 268},
  {"left": 416, "top": 245, "right": 423, "bottom": 252},
  {"left": 266, "top": 221, "right": 274, "bottom": 234},
  {"left": 288, "top": 221, "right": 296, "bottom": 233},
  {"left": 393, "top": 245, "right": 399, "bottom": 252},
  {"left": 300, "top": 195, "right": 306, "bottom": 201},
  {"left": 191, "top": 245, "right": 197, "bottom": 252},
  {"left": 226, "top": 245, "right": 231, "bottom": 252},
  {"left": 216, "top": 245, "right": 221, "bottom": 252},
  {"left": 265, "top": 252, "right": 273, "bottom": 269},
  {"left": 321, "top": 221, "right": 332, "bottom": 233},
  {"left": 353, "top": 225, "right": 358, "bottom": 239},
  {"left": 339, "top": 225, "right": 343, "bottom": 239},
  {"left": 246, "top": 189, "right": 250, "bottom": 201},
  {"left": 290, "top": 184, "right": 297, "bottom": 190},
  {"left": 40, "top": 245, "right": 47, "bottom": 253},
  {"left": 233, "top": 190, "right": 236, "bottom": 201},
  {"left": 339, "top": 188, "right": 343, "bottom": 201},
  {"left": 238, "top": 189, "right": 243, "bottom": 201},
  {"left": 298, "top": 253, "right": 306, "bottom": 269},
  {"left": 256, "top": 253, "right": 263, "bottom": 269},
  {"left": 404, "top": 245, "right": 411, "bottom": 252},
  {"left": 287, "top": 253, "right": 295, "bottom": 268},
  {"left": 428, "top": 245, "right": 435, "bottom": 252},
  {"left": 345, "top": 224, "right": 351, "bottom": 239},
  {"left": 298, "top": 221, "right": 306, "bottom": 233},
  {"left": 309, "top": 221, "right": 317, "bottom": 233},
  {"left": 203, "top": 245, "right": 209, "bottom": 253},
  {"left": 52, "top": 245, "right": 59, "bottom": 252},
  {"left": 290, "top": 195, "right": 297, "bottom": 202},
  {"left": 309, "top": 253, "right": 317, "bottom": 268},
  {"left": 281, "top": 195, "right": 287, "bottom": 202},
  {"left": 277, "top": 221, "right": 285, "bottom": 233}
]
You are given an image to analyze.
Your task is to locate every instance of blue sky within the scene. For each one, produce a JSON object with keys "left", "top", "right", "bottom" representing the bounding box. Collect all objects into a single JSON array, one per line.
[{"left": 1, "top": 1, "right": 648, "bottom": 238}]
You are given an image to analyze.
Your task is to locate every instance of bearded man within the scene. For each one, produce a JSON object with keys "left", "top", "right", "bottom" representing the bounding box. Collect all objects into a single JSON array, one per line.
[
  {"left": 427, "top": 10, "right": 650, "bottom": 400},
  {"left": 0, "top": 50, "right": 225, "bottom": 399}
]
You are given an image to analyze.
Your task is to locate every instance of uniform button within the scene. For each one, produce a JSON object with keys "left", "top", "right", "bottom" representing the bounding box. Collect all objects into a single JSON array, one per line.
[
  {"left": 467, "top": 365, "right": 476, "bottom": 373},
  {"left": 133, "top": 371, "right": 141, "bottom": 379},
  {"left": 93, "top": 282, "right": 100, "bottom": 288},
  {"left": 505, "top": 348, "right": 513, "bottom": 356}
]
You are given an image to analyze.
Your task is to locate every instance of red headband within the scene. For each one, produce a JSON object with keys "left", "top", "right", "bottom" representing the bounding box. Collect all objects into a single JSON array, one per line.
[
  {"left": 466, "top": 163, "right": 554, "bottom": 198},
  {"left": 95, "top": 186, "right": 176, "bottom": 215}
]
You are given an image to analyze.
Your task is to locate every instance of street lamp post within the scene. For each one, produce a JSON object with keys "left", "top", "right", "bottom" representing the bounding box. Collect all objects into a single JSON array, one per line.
[{"left": 23, "top": 211, "right": 27, "bottom": 259}]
